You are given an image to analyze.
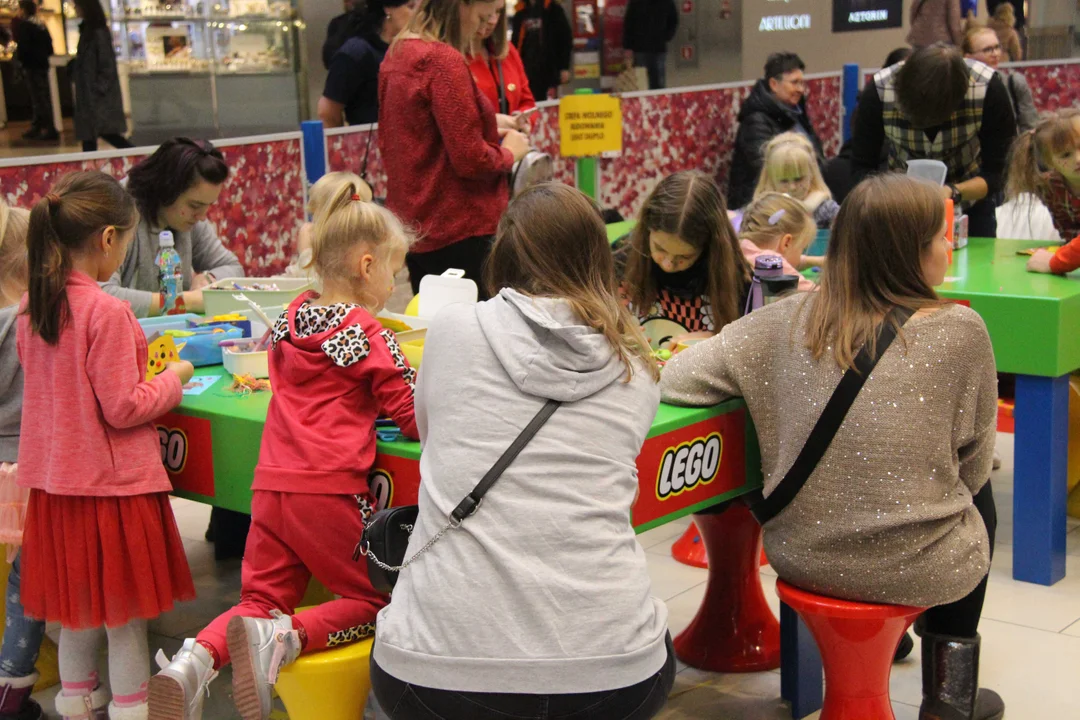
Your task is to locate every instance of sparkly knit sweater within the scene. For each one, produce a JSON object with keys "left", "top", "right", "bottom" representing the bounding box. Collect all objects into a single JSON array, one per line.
[{"left": 660, "top": 296, "right": 997, "bottom": 607}]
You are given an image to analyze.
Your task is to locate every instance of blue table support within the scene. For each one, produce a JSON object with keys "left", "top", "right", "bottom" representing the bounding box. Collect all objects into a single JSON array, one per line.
[
  {"left": 780, "top": 601, "right": 823, "bottom": 719},
  {"left": 1012, "top": 373, "right": 1070, "bottom": 585}
]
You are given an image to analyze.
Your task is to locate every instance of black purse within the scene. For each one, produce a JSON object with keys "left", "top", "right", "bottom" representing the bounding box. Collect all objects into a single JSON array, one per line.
[
  {"left": 355, "top": 399, "right": 561, "bottom": 593},
  {"left": 747, "top": 307, "right": 914, "bottom": 525}
]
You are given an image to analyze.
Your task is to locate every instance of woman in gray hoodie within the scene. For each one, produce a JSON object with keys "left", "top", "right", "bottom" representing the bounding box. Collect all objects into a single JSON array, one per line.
[{"left": 371, "top": 184, "right": 674, "bottom": 719}]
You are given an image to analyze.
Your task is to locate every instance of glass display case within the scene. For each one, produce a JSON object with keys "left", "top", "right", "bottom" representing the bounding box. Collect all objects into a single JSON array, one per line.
[{"left": 62, "top": 0, "right": 306, "bottom": 142}]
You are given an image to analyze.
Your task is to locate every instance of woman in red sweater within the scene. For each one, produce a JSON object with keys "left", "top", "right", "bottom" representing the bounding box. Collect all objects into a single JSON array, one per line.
[
  {"left": 468, "top": 0, "right": 536, "bottom": 119},
  {"left": 379, "top": 0, "right": 529, "bottom": 298}
]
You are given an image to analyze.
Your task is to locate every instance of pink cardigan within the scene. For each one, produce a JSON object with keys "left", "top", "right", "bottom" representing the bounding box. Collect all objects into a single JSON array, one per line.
[{"left": 17, "top": 272, "right": 183, "bottom": 496}]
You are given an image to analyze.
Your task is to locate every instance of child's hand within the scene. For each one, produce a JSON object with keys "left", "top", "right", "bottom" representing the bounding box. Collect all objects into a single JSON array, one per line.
[
  {"left": 1026, "top": 249, "right": 1055, "bottom": 274},
  {"left": 166, "top": 361, "right": 195, "bottom": 385}
]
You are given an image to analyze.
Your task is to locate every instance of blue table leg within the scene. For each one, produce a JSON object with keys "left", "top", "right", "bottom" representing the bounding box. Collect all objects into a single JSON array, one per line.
[
  {"left": 780, "top": 601, "right": 823, "bottom": 719},
  {"left": 1012, "top": 373, "right": 1069, "bottom": 585}
]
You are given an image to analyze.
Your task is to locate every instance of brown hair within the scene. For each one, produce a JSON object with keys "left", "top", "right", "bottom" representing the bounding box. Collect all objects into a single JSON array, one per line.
[
  {"left": 470, "top": 0, "right": 508, "bottom": 59},
  {"left": 624, "top": 171, "right": 750, "bottom": 335},
  {"left": 754, "top": 132, "right": 833, "bottom": 200},
  {"left": 396, "top": 0, "right": 492, "bottom": 55},
  {"left": 993, "top": 2, "right": 1015, "bottom": 27},
  {"left": 895, "top": 43, "right": 970, "bottom": 130},
  {"left": 486, "top": 183, "right": 658, "bottom": 382},
  {"left": 1006, "top": 109, "right": 1080, "bottom": 202},
  {"left": 26, "top": 172, "right": 138, "bottom": 345},
  {"left": 803, "top": 174, "right": 944, "bottom": 370},
  {"left": 309, "top": 179, "right": 415, "bottom": 307},
  {"left": 739, "top": 193, "right": 816, "bottom": 256},
  {"left": 0, "top": 203, "right": 30, "bottom": 307}
]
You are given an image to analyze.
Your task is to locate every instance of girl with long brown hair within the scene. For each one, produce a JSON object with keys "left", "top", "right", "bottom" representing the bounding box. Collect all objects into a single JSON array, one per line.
[
  {"left": 617, "top": 170, "right": 751, "bottom": 350},
  {"left": 372, "top": 184, "right": 673, "bottom": 720},
  {"left": 661, "top": 174, "right": 1004, "bottom": 720},
  {"left": 16, "top": 171, "right": 195, "bottom": 720},
  {"left": 1006, "top": 109, "right": 1080, "bottom": 275}
]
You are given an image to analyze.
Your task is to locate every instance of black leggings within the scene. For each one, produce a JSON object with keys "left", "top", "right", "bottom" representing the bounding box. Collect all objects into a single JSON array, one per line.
[
  {"left": 405, "top": 235, "right": 494, "bottom": 301},
  {"left": 921, "top": 480, "right": 998, "bottom": 639},
  {"left": 371, "top": 634, "right": 676, "bottom": 720},
  {"left": 82, "top": 134, "right": 135, "bottom": 152}
]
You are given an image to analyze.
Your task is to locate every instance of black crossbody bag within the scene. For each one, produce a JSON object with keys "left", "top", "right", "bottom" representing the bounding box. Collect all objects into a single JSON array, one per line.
[
  {"left": 355, "top": 399, "right": 561, "bottom": 593},
  {"left": 747, "top": 307, "right": 914, "bottom": 525}
]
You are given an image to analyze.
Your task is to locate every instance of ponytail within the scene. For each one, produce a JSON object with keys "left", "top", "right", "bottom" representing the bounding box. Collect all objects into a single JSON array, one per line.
[
  {"left": 0, "top": 202, "right": 29, "bottom": 306},
  {"left": 25, "top": 172, "right": 137, "bottom": 345},
  {"left": 1007, "top": 109, "right": 1080, "bottom": 202}
]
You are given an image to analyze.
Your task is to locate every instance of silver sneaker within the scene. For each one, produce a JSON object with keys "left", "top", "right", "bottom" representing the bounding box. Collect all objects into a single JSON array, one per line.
[
  {"left": 148, "top": 639, "right": 218, "bottom": 720},
  {"left": 227, "top": 611, "right": 301, "bottom": 720}
]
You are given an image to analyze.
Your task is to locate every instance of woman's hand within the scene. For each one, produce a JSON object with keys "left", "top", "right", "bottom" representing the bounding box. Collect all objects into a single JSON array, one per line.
[
  {"left": 1026, "top": 249, "right": 1055, "bottom": 274},
  {"left": 501, "top": 129, "right": 529, "bottom": 163},
  {"left": 510, "top": 112, "right": 531, "bottom": 133},
  {"left": 165, "top": 361, "right": 195, "bottom": 385},
  {"left": 496, "top": 113, "right": 518, "bottom": 131},
  {"left": 560, "top": 70, "right": 571, "bottom": 85},
  {"left": 181, "top": 290, "right": 205, "bottom": 314}
]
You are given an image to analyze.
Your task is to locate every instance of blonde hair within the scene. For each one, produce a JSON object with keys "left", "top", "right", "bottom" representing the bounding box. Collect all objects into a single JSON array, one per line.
[
  {"left": 486, "top": 184, "right": 659, "bottom": 382},
  {"left": 0, "top": 202, "right": 29, "bottom": 307},
  {"left": 309, "top": 181, "right": 415, "bottom": 304},
  {"left": 803, "top": 174, "right": 944, "bottom": 371},
  {"left": 754, "top": 132, "right": 832, "bottom": 201},
  {"left": 1007, "top": 110, "right": 1080, "bottom": 202},
  {"left": 307, "top": 171, "right": 370, "bottom": 217},
  {"left": 739, "top": 193, "right": 815, "bottom": 255},
  {"left": 961, "top": 24, "right": 996, "bottom": 55},
  {"left": 396, "top": 0, "right": 493, "bottom": 55},
  {"left": 993, "top": 2, "right": 1015, "bottom": 28}
]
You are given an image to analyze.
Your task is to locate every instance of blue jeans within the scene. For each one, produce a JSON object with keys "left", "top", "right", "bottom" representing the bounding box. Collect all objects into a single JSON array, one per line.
[
  {"left": 0, "top": 552, "right": 46, "bottom": 679},
  {"left": 634, "top": 52, "right": 667, "bottom": 90}
]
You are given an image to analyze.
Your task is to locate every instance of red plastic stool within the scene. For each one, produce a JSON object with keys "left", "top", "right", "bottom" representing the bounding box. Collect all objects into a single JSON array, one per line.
[
  {"left": 775, "top": 580, "right": 925, "bottom": 720},
  {"left": 671, "top": 523, "right": 708, "bottom": 568},
  {"left": 673, "top": 504, "right": 780, "bottom": 672}
]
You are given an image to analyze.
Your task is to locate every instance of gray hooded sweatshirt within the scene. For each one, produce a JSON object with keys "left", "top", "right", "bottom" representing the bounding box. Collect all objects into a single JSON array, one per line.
[
  {"left": 0, "top": 306, "right": 23, "bottom": 463},
  {"left": 373, "top": 289, "right": 669, "bottom": 694}
]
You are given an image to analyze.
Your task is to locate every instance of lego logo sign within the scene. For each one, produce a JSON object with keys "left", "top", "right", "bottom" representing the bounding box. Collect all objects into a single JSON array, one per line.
[
  {"left": 158, "top": 426, "right": 189, "bottom": 474},
  {"left": 656, "top": 432, "right": 722, "bottom": 500},
  {"left": 369, "top": 469, "right": 394, "bottom": 512}
]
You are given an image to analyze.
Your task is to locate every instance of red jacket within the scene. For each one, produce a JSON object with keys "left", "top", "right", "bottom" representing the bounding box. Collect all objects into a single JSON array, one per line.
[
  {"left": 16, "top": 272, "right": 183, "bottom": 496},
  {"left": 378, "top": 39, "right": 513, "bottom": 254},
  {"left": 468, "top": 45, "right": 536, "bottom": 116},
  {"left": 254, "top": 293, "right": 418, "bottom": 495}
]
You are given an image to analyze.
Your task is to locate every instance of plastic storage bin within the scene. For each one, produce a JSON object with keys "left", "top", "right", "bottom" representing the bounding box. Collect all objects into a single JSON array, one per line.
[
  {"left": 170, "top": 326, "right": 244, "bottom": 367},
  {"left": 202, "top": 277, "right": 312, "bottom": 317},
  {"left": 222, "top": 346, "right": 270, "bottom": 378}
]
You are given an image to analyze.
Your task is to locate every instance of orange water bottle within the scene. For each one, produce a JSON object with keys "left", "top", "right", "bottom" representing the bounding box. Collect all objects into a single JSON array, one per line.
[{"left": 944, "top": 199, "right": 955, "bottom": 265}]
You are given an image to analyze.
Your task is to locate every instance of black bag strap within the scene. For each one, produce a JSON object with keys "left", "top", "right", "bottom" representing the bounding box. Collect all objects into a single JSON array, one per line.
[
  {"left": 451, "top": 399, "right": 560, "bottom": 522},
  {"left": 748, "top": 307, "right": 915, "bottom": 525},
  {"left": 493, "top": 56, "right": 510, "bottom": 115}
]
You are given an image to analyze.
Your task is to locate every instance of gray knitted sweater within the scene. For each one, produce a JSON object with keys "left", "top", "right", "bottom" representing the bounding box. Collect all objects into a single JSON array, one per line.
[{"left": 660, "top": 296, "right": 997, "bottom": 607}]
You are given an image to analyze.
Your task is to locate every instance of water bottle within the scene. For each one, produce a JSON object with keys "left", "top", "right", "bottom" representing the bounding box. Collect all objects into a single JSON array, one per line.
[
  {"left": 744, "top": 255, "right": 800, "bottom": 316},
  {"left": 155, "top": 230, "right": 183, "bottom": 315}
]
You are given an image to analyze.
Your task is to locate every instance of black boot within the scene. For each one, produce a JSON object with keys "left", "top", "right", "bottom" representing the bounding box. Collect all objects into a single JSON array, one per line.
[
  {"left": 919, "top": 631, "right": 1005, "bottom": 720},
  {"left": 894, "top": 630, "right": 915, "bottom": 662},
  {"left": 0, "top": 672, "right": 45, "bottom": 720}
]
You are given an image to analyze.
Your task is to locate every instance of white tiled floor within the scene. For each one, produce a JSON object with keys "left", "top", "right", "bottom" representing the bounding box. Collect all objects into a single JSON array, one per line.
[{"left": 31, "top": 433, "right": 1080, "bottom": 718}]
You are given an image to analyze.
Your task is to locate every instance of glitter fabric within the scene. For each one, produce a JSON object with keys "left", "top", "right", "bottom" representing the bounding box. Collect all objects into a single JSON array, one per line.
[{"left": 659, "top": 295, "right": 997, "bottom": 607}]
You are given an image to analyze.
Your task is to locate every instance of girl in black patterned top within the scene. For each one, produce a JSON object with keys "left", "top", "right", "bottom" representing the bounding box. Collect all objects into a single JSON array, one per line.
[{"left": 615, "top": 171, "right": 751, "bottom": 350}]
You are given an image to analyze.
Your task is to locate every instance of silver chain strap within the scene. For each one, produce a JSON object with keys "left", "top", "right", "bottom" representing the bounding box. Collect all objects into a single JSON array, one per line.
[{"left": 362, "top": 513, "right": 462, "bottom": 574}]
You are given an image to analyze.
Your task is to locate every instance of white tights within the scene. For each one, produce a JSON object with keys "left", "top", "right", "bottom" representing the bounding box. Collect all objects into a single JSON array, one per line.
[{"left": 59, "top": 620, "right": 149, "bottom": 707}]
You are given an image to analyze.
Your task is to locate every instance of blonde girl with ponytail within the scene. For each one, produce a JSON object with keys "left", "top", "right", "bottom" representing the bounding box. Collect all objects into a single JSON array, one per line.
[
  {"left": 1006, "top": 110, "right": 1080, "bottom": 275},
  {"left": 737, "top": 192, "right": 818, "bottom": 291},
  {"left": 151, "top": 180, "right": 420, "bottom": 720}
]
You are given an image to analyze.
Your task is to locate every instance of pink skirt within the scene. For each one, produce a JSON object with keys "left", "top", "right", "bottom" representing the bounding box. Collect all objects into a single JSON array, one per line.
[{"left": 21, "top": 490, "right": 196, "bottom": 629}]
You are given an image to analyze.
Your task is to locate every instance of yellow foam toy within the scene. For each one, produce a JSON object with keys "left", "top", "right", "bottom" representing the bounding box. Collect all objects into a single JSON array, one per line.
[
  {"left": 0, "top": 548, "right": 60, "bottom": 691},
  {"left": 404, "top": 294, "right": 420, "bottom": 317},
  {"left": 274, "top": 608, "right": 373, "bottom": 720}
]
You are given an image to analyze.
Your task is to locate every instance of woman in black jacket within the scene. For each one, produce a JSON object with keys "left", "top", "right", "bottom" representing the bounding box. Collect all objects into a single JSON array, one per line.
[
  {"left": 727, "top": 52, "right": 825, "bottom": 210},
  {"left": 622, "top": 0, "right": 677, "bottom": 90},
  {"left": 71, "top": 0, "right": 133, "bottom": 151},
  {"left": 510, "top": 0, "right": 572, "bottom": 101}
]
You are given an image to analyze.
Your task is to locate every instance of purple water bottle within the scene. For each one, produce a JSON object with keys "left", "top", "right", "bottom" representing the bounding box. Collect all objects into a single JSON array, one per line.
[{"left": 744, "top": 255, "right": 800, "bottom": 316}]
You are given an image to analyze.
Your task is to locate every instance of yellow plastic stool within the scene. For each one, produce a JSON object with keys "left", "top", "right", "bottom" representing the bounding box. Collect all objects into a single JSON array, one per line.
[{"left": 274, "top": 631, "right": 373, "bottom": 720}]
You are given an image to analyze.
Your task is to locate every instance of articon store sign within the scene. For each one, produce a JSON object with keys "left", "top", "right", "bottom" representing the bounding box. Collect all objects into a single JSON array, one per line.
[{"left": 759, "top": 13, "right": 811, "bottom": 32}]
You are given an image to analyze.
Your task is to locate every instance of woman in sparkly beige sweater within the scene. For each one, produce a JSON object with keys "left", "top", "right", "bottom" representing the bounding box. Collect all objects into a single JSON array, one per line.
[{"left": 661, "top": 174, "right": 1004, "bottom": 720}]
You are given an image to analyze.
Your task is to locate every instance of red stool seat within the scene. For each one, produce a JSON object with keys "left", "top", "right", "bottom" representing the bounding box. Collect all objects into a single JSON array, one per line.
[{"left": 775, "top": 579, "right": 925, "bottom": 720}]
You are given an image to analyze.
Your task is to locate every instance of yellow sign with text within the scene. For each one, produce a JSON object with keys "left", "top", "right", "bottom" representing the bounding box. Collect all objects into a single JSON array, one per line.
[{"left": 559, "top": 94, "right": 623, "bottom": 158}]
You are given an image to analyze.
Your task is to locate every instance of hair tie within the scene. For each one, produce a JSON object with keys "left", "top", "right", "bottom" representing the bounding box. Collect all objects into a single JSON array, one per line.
[
  {"left": 45, "top": 192, "right": 60, "bottom": 205},
  {"left": 768, "top": 209, "right": 786, "bottom": 225},
  {"left": 352, "top": 194, "right": 361, "bottom": 202}
]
